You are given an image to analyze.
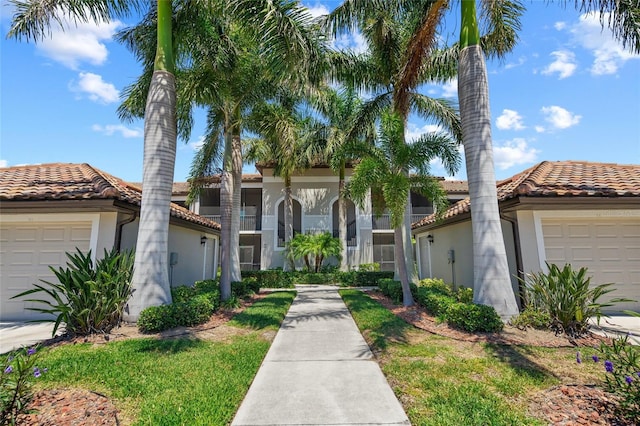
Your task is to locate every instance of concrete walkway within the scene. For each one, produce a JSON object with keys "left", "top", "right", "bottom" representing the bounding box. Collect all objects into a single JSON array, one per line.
[{"left": 232, "top": 285, "right": 410, "bottom": 426}]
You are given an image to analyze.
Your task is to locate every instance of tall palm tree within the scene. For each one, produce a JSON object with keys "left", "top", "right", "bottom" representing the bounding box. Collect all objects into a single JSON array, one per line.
[
  {"left": 347, "top": 110, "right": 460, "bottom": 305},
  {"left": 8, "top": 0, "right": 178, "bottom": 321},
  {"left": 323, "top": 2, "right": 462, "bottom": 290},
  {"left": 245, "top": 95, "right": 318, "bottom": 270}
]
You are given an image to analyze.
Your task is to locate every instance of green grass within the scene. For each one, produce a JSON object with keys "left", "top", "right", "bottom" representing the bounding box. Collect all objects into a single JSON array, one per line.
[
  {"left": 37, "top": 291, "right": 296, "bottom": 425},
  {"left": 339, "top": 289, "right": 602, "bottom": 426}
]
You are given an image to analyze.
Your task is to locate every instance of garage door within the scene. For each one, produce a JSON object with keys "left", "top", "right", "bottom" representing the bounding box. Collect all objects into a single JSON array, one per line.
[
  {"left": 0, "top": 223, "right": 92, "bottom": 321},
  {"left": 542, "top": 218, "right": 640, "bottom": 312}
]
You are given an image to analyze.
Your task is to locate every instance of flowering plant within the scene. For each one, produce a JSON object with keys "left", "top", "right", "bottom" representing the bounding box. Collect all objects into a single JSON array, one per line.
[{"left": 0, "top": 346, "right": 47, "bottom": 424}]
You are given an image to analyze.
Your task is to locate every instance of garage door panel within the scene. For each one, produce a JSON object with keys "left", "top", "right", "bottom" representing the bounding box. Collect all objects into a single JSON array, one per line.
[
  {"left": 542, "top": 218, "right": 640, "bottom": 312},
  {"left": 1, "top": 222, "right": 91, "bottom": 321}
]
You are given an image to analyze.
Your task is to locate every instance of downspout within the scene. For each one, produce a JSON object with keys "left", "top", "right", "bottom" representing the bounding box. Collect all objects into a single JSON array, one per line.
[
  {"left": 202, "top": 237, "right": 208, "bottom": 280},
  {"left": 500, "top": 212, "right": 525, "bottom": 309},
  {"left": 116, "top": 212, "right": 137, "bottom": 252}
]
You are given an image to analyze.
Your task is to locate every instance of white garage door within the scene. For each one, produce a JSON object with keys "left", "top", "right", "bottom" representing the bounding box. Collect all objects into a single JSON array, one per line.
[
  {"left": 542, "top": 218, "right": 640, "bottom": 312},
  {"left": 0, "top": 223, "right": 92, "bottom": 321}
]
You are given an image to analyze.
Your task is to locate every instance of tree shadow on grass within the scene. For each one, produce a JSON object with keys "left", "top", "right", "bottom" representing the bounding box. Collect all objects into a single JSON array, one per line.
[
  {"left": 340, "top": 290, "right": 413, "bottom": 351},
  {"left": 230, "top": 291, "right": 296, "bottom": 330},
  {"left": 130, "top": 337, "right": 207, "bottom": 354},
  {"left": 483, "top": 343, "right": 559, "bottom": 382}
]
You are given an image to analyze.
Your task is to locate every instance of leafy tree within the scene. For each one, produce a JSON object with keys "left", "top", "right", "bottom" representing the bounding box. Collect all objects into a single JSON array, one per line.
[
  {"left": 347, "top": 110, "right": 459, "bottom": 305},
  {"left": 286, "top": 232, "right": 342, "bottom": 272}
]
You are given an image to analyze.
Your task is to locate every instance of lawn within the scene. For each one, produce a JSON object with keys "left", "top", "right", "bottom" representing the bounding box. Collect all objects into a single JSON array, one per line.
[
  {"left": 339, "top": 289, "right": 603, "bottom": 426},
  {"left": 36, "top": 291, "right": 296, "bottom": 425}
]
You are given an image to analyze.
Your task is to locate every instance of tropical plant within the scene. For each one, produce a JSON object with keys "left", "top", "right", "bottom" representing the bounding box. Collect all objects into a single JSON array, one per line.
[
  {"left": 286, "top": 232, "right": 343, "bottom": 273},
  {"left": 519, "top": 263, "right": 630, "bottom": 337},
  {"left": 1, "top": 346, "right": 47, "bottom": 425},
  {"left": 12, "top": 249, "right": 135, "bottom": 336},
  {"left": 596, "top": 335, "right": 640, "bottom": 420},
  {"left": 346, "top": 110, "right": 459, "bottom": 306}
]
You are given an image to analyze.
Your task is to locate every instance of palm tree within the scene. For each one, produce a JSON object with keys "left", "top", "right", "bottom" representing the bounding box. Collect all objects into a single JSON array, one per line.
[
  {"left": 9, "top": 0, "right": 179, "bottom": 321},
  {"left": 245, "top": 95, "right": 318, "bottom": 270},
  {"left": 347, "top": 110, "right": 460, "bottom": 305},
  {"left": 323, "top": 2, "right": 462, "bottom": 288}
]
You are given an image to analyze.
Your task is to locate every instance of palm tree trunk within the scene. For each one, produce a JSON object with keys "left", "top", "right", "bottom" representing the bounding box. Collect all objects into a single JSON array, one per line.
[
  {"left": 394, "top": 224, "right": 414, "bottom": 306},
  {"left": 230, "top": 127, "right": 242, "bottom": 282},
  {"left": 126, "top": 0, "right": 175, "bottom": 321},
  {"left": 338, "top": 164, "right": 348, "bottom": 271},
  {"left": 459, "top": 0, "right": 518, "bottom": 319},
  {"left": 402, "top": 186, "right": 417, "bottom": 283},
  {"left": 283, "top": 177, "right": 294, "bottom": 271},
  {"left": 219, "top": 122, "right": 233, "bottom": 301}
]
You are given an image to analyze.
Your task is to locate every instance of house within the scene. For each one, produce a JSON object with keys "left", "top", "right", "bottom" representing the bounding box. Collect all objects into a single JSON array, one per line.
[
  {"left": 0, "top": 163, "right": 221, "bottom": 321},
  {"left": 412, "top": 161, "right": 640, "bottom": 312},
  {"left": 183, "top": 164, "right": 465, "bottom": 271}
]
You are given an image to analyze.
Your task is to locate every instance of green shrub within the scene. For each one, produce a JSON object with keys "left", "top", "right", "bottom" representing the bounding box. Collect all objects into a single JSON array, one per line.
[
  {"left": 335, "top": 271, "right": 356, "bottom": 286},
  {"left": 194, "top": 279, "right": 219, "bottom": 295},
  {"left": 171, "top": 285, "right": 195, "bottom": 304},
  {"left": 358, "top": 263, "right": 380, "bottom": 271},
  {"left": 231, "top": 281, "right": 247, "bottom": 297},
  {"left": 12, "top": 248, "right": 134, "bottom": 336},
  {"left": 355, "top": 271, "right": 394, "bottom": 286},
  {"left": 520, "top": 263, "right": 630, "bottom": 337},
  {"left": 241, "top": 270, "right": 295, "bottom": 288},
  {"left": 416, "top": 289, "right": 456, "bottom": 318},
  {"left": 379, "top": 279, "right": 417, "bottom": 304},
  {"left": 295, "top": 273, "right": 334, "bottom": 284},
  {"left": 418, "top": 278, "right": 452, "bottom": 296},
  {"left": 1, "top": 346, "right": 47, "bottom": 424},
  {"left": 243, "top": 276, "right": 260, "bottom": 294},
  {"left": 445, "top": 303, "right": 504, "bottom": 332},
  {"left": 510, "top": 306, "right": 551, "bottom": 330},
  {"left": 596, "top": 335, "right": 640, "bottom": 420},
  {"left": 137, "top": 304, "right": 176, "bottom": 333},
  {"left": 455, "top": 287, "right": 474, "bottom": 304},
  {"left": 174, "top": 294, "right": 216, "bottom": 327}
]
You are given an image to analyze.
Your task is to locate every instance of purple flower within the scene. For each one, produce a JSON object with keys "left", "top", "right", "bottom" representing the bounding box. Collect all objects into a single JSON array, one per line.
[
  {"left": 576, "top": 352, "right": 582, "bottom": 364},
  {"left": 637, "top": 372, "right": 640, "bottom": 378},
  {"left": 27, "top": 347, "right": 36, "bottom": 356},
  {"left": 625, "top": 376, "right": 634, "bottom": 385},
  {"left": 4, "top": 366, "right": 13, "bottom": 374},
  {"left": 33, "top": 367, "right": 41, "bottom": 378},
  {"left": 605, "top": 360, "right": 614, "bottom": 373},
  {"left": 592, "top": 355, "right": 599, "bottom": 363}
]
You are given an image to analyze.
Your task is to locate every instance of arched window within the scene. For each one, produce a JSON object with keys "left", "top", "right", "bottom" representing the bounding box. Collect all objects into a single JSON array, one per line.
[
  {"left": 332, "top": 199, "right": 357, "bottom": 247},
  {"left": 277, "top": 199, "right": 302, "bottom": 247}
]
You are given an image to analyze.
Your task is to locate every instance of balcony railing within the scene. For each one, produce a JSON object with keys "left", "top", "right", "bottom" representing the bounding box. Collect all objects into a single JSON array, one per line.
[
  {"left": 372, "top": 214, "right": 431, "bottom": 229},
  {"left": 203, "top": 214, "right": 259, "bottom": 231}
]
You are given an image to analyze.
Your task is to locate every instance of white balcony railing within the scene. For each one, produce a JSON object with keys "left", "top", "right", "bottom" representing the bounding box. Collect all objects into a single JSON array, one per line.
[
  {"left": 203, "top": 214, "right": 258, "bottom": 231},
  {"left": 372, "top": 214, "right": 429, "bottom": 229}
]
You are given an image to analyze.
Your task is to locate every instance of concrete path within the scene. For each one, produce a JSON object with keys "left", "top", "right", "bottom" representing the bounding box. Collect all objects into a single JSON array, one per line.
[
  {"left": 0, "top": 322, "right": 62, "bottom": 354},
  {"left": 232, "top": 285, "right": 410, "bottom": 426}
]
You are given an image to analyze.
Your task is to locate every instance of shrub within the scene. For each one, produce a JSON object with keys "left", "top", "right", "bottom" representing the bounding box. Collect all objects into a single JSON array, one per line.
[
  {"left": 12, "top": 248, "right": 134, "bottom": 336},
  {"left": 379, "top": 279, "right": 417, "bottom": 304},
  {"left": 358, "top": 263, "right": 380, "bottom": 272},
  {"left": 355, "top": 271, "right": 394, "bottom": 286},
  {"left": 1, "top": 346, "right": 47, "bottom": 424},
  {"left": 520, "top": 263, "right": 629, "bottom": 337},
  {"left": 445, "top": 303, "right": 504, "bottom": 332},
  {"left": 295, "top": 273, "right": 334, "bottom": 284},
  {"left": 137, "top": 304, "right": 176, "bottom": 333},
  {"left": 241, "top": 270, "right": 295, "bottom": 288},
  {"left": 231, "top": 281, "right": 247, "bottom": 298},
  {"left": 416, "top": 289, "right": 456, "bottom": 318},
  {"left": 418, "top": 278, "right": 452, "bottom": 296},
  {"left": 174, "top": 294, "right": 216, "bottom": 327},
  {"left": 243, "top": 276, "right": 260, "bottom": 294},
  {"left": 335, "top": 271, "right": 356, "bottom": 286},
  {"left": 194, "top": 279, "right": 219, "bottom": 295},
  {"left": 455, "top": 287, "right": 474, "bottom": 304},
  {"left": 510, "top": 306, "right": 551, "bottom": 330},
  {"left": 171, "top": 285, "right": 195, "bottom": 304}
]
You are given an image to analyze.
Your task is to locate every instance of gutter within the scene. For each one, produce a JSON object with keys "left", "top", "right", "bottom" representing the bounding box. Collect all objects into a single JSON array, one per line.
[{"left": 115, "top": 212, "right": 137, "bottom": 251}]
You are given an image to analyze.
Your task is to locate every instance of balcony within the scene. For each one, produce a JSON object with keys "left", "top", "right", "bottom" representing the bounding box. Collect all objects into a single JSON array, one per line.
[
  {"left": 203, "top": 214, "right": 260, "bottom": 231},
  {"left": 372, "top": 214, "right": 430, "bottom": 230}
]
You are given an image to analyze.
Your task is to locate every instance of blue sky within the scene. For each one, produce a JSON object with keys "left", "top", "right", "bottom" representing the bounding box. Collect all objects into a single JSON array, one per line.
[{"left": 1, "top": 1, "right": 638, "bottom": 183}]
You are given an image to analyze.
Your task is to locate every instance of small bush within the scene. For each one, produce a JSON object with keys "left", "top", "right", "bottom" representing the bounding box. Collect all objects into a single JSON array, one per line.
[
  {"left": 295, "top": 273, "right": 334, "bottom": 284},
  {"left": 418, "top": 278, "right": 452, "bottom": 296},
  {"left": 596, "top": 335, "right": 640, "bottom": 421},
  {"left": 137, "top": 304, "right": 176, "bottom": 333},
  {"left": 355, "top": 271, "right": 394, "bottom": 286},
  {"left": 445, "top": 303, "right": 504, "bottom": 332},
  {"left": 171, "top": 285, "right": 195, "bottom": 304},
  {"left": 231, "top": 281, "right": 247, "bottom": 298},
  {"left": 12, "top": 248, "right": 134, "bottom": 336},
  {"left": 455, "top": 287, "right": 474, "bottom": 304},
  {"left": 510, "top": 306, "right": 551, "bottom": 330},
  {"left": 335, "top": 271, "right": 356, "bottom": 286},
  {"left": 520, "top": 263, "right": 630, "bottom": 337},
  {"left": 1, "top": 346, "right": 47, "bottom": 424},
  {"left": 243, "top": 276, "right": 260, "bottom": 294},
  {"left": 358, "top": 263, "right": 380, "bottom": 272},
  {"left": 174, "top": 293, "right": 216, "bottom": 327},
  {"left": 416, "top": 289, "right": 456, "bottom": 318},
  {"left": 379, "top": 279, "right": 417, "bottom": 304},
  {"left": 241, "top": 270, "right": 295, "bottom": 288},
  {"left": 194, "top": 279, "right": 219, "bottom": 295},
  {"left": 138, "top": 288, "right": 220, "bottom": 333}
]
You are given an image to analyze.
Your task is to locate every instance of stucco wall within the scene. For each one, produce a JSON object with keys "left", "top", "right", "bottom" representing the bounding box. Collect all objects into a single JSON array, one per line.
[{"left": 414, "top": 219, "right": 519, "bottom": 300}]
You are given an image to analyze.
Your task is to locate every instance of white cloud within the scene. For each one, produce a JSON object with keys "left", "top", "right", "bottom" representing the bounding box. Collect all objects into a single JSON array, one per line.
[
  {"left": 496, "top": 109, "right": 525, "bottom": 130},
  {"left": 540, "top": 105, "right": 581, "bottom": 129},
  {"left": 441, "top": 78, "right": 457, "bottom": 98},
  {"left": 92, "top": 124, "right": 142, "bottom": 138},
  {"left": 36, "top": 16, "right": 121, "bottom": 69},
  {"left": 534, "top": 125, "right": 546, "bottom": 133},
  {"left": 0, "top": 160, "right": 8, "bottom": 168},
  {"left": 505, "top": 56, "right": 526, "bottom": 70},
  {"left": 554, "top": 21, "right": 567, "bottom": 31},
  {"left": 405, "top": 122, "right": 440, "bottom": 142},
  {"left": 570, "top": 12, "right": 639, "bottom": 75},
  {"left": 188, "top": 136, "right": 206, "bottom": 151},
  {"left": 493, "top": 139, "right": 539, "bottom": 170},
  {"left": 303, "top": 3, "right": 329, "bottom": 18},
  {"left": 542, "top": 50, "right": 577, "bottom": 79},
  {"left": 332, "top": 30, "right": 368, "bottom": 54},
  {"left": 71, "top": 72, "right": 119, "bottom": 103}
]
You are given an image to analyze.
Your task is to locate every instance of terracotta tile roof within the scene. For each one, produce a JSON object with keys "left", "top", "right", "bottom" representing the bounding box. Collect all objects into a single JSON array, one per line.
[
  {"left": 440, "top": 180, "right": 468, "bottom": 193},
  {"left": 0, "top": 163, "right": 220, "bottom": 230},
  {"left": 412, "top": 161, "right": 640, "bottom": 229}
]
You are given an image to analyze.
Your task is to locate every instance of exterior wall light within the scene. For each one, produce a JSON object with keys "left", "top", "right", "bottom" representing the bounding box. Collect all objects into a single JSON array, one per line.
[
  {"left": 201, "top": 235, "right": 208, "bottom": 245},
  {"left": 427, "top": 234, "right": 434, "bottom": 244}
]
